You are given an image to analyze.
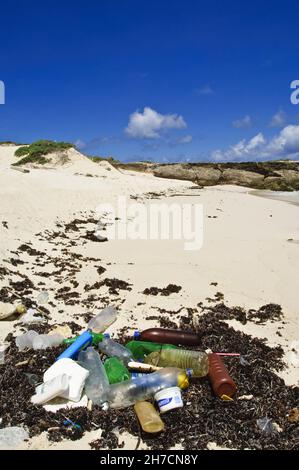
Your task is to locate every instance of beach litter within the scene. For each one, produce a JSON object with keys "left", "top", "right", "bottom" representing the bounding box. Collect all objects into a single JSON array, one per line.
[
  {"left": 0, "top": 342, "right": 9, "bottom": 365},
  {"left": 0, "top": 303, "right": 298, "bottom": 450},
  {"left": 0, "top": 426, "right": 29, "bottom": 449}
]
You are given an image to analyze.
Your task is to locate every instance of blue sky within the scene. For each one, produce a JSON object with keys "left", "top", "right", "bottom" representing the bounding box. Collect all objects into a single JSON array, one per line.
[{"left": 1, "top": 0, "right": 299, "bottom": 162}]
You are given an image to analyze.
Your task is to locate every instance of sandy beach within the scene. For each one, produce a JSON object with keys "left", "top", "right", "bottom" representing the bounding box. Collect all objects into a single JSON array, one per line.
[{"left": 0, "top": 145, "right": 298, "bottom": 450}]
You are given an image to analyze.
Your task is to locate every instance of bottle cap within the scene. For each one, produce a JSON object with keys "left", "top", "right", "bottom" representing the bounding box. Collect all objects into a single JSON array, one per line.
[
  {"left": 177, "top": 371, "right": 189, "bottom": 390},
  {"left": 133, "top": 331, "right": 141, "bottom": 339}
]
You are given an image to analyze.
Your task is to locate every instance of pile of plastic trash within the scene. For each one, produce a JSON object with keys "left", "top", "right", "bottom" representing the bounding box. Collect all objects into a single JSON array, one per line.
[{"left": 12, "top": 305, "right": 237, "bottom": 434}]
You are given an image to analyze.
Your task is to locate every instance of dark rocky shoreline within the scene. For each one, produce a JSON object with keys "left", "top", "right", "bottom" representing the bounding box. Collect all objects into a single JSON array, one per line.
[{"left": 115, "top": 161, "right": 299, "bottom": 191}]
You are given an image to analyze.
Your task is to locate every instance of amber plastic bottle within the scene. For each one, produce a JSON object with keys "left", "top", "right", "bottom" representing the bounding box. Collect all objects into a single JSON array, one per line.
[
  {"left": 208, "top": 353, "right": 237, "bottom": 398},
  {"left": 134, "top": 401, "right": 164, "bottom": 433},
  {"left": 135, "top": 328, "right": 200, "bottom": 346}
]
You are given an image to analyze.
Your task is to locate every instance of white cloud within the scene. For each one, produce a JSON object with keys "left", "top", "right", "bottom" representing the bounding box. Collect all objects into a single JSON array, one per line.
[
  {"left": 268, "top": 125, "right": 299, "bottom": 155},
  {"left": 125, "top": 107, "right": 186, "bottom": 139},
  {"left": 269, "top": 110, "right": 286, "bottom": 128},
  {"left": 178, "top": 135, "right": 193, "bottom": 144},
  {"left": 232, "top": 115, "right": 253, "bottom": 129},
  {"left": 211, "top": 125, "right": 299, "bottom": 161},
  {"left": 195, "top": 84, "right": 215, "bottom": 96}
]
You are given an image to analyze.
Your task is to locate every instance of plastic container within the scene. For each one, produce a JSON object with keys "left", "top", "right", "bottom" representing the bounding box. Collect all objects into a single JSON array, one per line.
[
  {"left": 44, "top": 358, "right": 89, "bottom": 402},
  {"left": 56, "top": 330, "right": 93, "bottom": 361},
  {"left": 16, "top": 331, "right": 63, "bottom": 351},
  {"left": 106, "top": 367, "right": 189, "bottom": 409},
  {"left": 32, "top": 333, "right": 63, "bottom": 350},
  {"left": 144, "top": 349, "right": 209, "bottom": 378},
  {"left": 208, "top": 353, "right": 237, "bottom": 398},
  {"left": 97, "top": 337, "right": 133, "bottom": 366},
  {"left": 134, "top": 401, "right": 165, "bottom": 433},
  {"left": 78, "top": 347, "right": 110, "bottom": 408},
  {"left": 126, "top": 340, "right": 178, "bottom": 361},
  {"left": 155, "top": 386, "right": 183, "bottom": 413},
  {"left": 0, "top": 427, "right": 29, "bottom": 449},
  {"left": 36, "top": 291, "right": 49, "bottom": 305},
  {"left": 63, "top": 332, "right": 106, "bottom": 346},
  {"left": 135, "top": 328, "right": 200, "bottom": 346},
  {"left": 31, "top": 374, "right": 69, "bottom": 405},
  {"left": 104, "top": 357, "right": 130, "bottom": 384},
  {"left": 87, "top": 306, "right": 118, "bottom": 333}
]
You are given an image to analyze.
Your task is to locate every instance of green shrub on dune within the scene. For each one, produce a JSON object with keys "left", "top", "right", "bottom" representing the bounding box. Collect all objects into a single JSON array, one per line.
[
  {"left": 90, "top": 155, "right": 120, "bottom": 165},
  {"left": 13, "top": 140, "right": 74, "bottom": 166}
]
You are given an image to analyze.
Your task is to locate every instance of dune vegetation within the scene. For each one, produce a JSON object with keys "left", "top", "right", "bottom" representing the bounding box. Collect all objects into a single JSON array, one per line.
[{"left": 13, "top": 140, "right": 74, "bottom": 166}]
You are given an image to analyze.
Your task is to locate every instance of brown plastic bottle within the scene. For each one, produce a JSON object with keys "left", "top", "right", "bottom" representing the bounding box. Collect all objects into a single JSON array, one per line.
[
  {"left": 208, "top": 353, "right": 237, "bottom": 398},
  {"left": 135, "top": 328, "right": 200, "bottom": 346}
]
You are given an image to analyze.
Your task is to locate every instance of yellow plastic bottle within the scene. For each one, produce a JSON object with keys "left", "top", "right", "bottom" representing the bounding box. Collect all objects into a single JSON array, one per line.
[{"left": 134, "top": 401, "right": 165, "bottom": 433}]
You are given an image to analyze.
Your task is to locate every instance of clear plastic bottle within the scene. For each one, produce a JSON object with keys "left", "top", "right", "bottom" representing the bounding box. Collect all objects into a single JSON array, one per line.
[
  {"left": 87, "top": 306, "right": 118, "bottom": 333},
  {"left": 78, "top": 347, "right": 110, "bottom": 408},
  {"left": 16, "top": 331, "right": 63, "bottom": 351},
  {"left": 32, "top": 333, "right": 63, "bottom": 350},
  {"left": 106, "top": 367, "right": 189, "bottom": 409},
  {"left": 97, "top": 337, "right": 133, "bottom": 366},
  {"left": 144, "top": 349, "right": 209, "bottom": 378},
  {"left": 134, "top": 401, "right": 165, "bottom": 433}
]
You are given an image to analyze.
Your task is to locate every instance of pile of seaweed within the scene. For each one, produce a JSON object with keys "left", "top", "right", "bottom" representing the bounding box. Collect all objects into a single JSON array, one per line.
[
  {"left": 0, "top": 307, "right": 298, "bottom": 450},
  {"left": 198, "top": 301, "right": 284, "bottom": 325},
  {"left": 142, "top": 284, "right": 182, "bottom": 296}
]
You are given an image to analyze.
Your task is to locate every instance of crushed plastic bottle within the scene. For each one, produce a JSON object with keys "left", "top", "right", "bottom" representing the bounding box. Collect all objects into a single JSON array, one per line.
[
  {"left": 87, "top": 306, "right": 118, "bottom": 333},
  {"left": 144, "top": 349, "right": 209, "bottom": 378},
  {"left": 78, "top": 347, "right": 110, "bottom": 408},
  {"left": 104, "top": 357, "right": 130, "bottom": 384},
  {"left": 97, "top": 336, "right": 133, "bottom": 366},
  {"left": 0, "top": 426, "right": 29, "bottom": 449},
  {"left": 256, "top": 417, "right": 277, "bottom": 435},
  {"left": 106, "top": 367, "right": 189, "bottom": 409},
  {"left": 16, "top": 331, "right": 63, "bottom": 351}
]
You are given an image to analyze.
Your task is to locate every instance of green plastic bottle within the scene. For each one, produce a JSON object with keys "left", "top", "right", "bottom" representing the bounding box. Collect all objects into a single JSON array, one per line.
[
  {"left": 104, "top": 357, "right": 131, "bottom": 384},
  {"left": 63, "top": 332, "right": 105, "bottom": 346},
  {"left": 126, "top": 340, "right": 178, "bottom": 361}
]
